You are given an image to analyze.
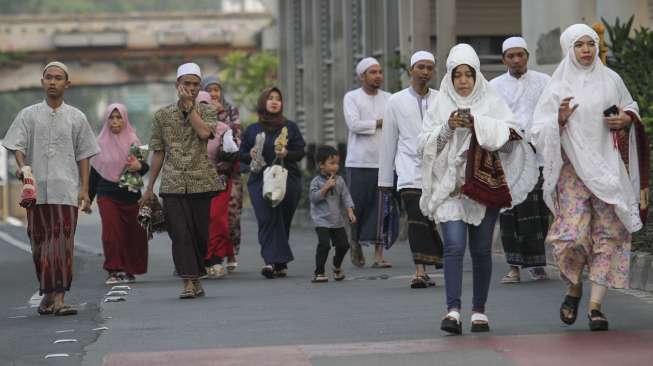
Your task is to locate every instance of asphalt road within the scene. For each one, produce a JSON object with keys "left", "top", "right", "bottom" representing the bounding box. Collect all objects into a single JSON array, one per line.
[{"left": 2, "top": 208, "right": 653, "bottom": 365}]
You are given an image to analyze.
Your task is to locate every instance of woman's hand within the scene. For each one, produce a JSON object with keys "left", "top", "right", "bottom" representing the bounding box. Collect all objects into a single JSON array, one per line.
[
  {"left": 447, "top": 111, "right": 474, "bottom": 129},
  {"left": 558, "top": 96, "right": 578, "bottom": 128},
  {"left": 125, "top": 157, "right": 142, "bottom": 172},
  {"left": 605, "top": 107, "right": 633, "bottom": 130},
  {"left": 275, "top": 147, "right": 288, "bottom": 159}
]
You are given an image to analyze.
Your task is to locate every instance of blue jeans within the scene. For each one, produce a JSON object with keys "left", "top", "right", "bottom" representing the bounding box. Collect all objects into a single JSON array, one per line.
[{"left": 440, "top": 209, "right": 499, "bottom": 313}]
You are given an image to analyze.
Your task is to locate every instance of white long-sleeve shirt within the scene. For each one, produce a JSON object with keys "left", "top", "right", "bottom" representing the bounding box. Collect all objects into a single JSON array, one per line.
[
  {"left": 343, "top": 87, "right": 391, "bottom": 168},
  {"left": 378, "top": 87, "right": 438, "bottom": 190},
  {"left": 489, "top": 70, "right": 551, "bottom": 165}
]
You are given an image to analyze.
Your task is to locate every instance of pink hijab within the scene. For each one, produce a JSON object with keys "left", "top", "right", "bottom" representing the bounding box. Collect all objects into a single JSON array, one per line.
[{"left": 91, "top": 103, "right": 141, "bottom": 182}]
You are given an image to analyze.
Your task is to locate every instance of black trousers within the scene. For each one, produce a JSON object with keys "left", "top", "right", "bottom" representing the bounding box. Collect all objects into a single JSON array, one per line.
[{"left": 315, "top": 227, "right": 350, "bottom": 275}]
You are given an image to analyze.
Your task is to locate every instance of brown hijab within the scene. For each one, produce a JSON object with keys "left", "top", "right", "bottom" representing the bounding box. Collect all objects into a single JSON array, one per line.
[{"left": 257, "top": 86, "right": 286, "bottom": 129}]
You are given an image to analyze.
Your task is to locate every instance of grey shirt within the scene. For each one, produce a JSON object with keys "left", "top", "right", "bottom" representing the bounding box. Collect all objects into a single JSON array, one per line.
[
  {"left": 309, "top": 174, "right": 354, "bottom": 228},
  {"left": 3, "top": 101, "right": 99, "bottom": 206}
]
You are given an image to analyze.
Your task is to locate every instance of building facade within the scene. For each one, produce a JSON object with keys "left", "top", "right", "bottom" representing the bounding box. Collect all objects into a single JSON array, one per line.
[{"left": 278, "top": 0, "right": 652, "bottom": 150}]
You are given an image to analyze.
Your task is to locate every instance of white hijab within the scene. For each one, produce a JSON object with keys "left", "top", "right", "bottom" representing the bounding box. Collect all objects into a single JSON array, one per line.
[
  {"left": 531, "top": 23, "right": 642, "bottom": 233},
  {"left": 419, "top": 44, "right": 538, "bottom": 223}
]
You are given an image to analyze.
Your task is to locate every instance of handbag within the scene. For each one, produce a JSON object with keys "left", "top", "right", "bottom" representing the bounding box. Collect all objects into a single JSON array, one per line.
[{"left": 262, "top": 158, "right": 288, "bottom": 207}]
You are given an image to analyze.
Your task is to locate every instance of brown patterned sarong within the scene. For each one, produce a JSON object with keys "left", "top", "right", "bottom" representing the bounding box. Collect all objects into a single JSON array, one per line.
[{"left": 27, "top": 204, "right": 78, "bottom": 295}]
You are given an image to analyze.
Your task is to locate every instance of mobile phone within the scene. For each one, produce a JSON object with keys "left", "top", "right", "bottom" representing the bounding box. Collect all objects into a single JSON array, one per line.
[
  {"left": 457, "top": 108, "right": 472, "bottom": 127},
  {"left": 603, "top": 105, "right": 619, "bottom": 117}
]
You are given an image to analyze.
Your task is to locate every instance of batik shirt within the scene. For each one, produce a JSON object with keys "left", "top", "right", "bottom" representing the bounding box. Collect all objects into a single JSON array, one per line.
[
  {"left": 149, "top": 103, "right": 219, "bottom": 195},
  {"left": 3, "top": 101, "right": 99, "bottom": 206}
]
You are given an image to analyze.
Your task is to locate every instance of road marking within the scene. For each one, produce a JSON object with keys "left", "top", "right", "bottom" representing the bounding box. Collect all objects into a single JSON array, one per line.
[
  {"left": 93, "top": 326, "right": 109, "bottom": 331},
  {"left": 615, "top": 288, "right": 653, "bottom": 305},
  {"left": 53, "top": 339, "right": 78, "bottom": 344},
  {"left": 104, "top": 296, "right": 126, "bottom": 302},
  {"left": 28, "top": 291, "right": 42, "bottom": 307},
  {"left": 8, "top": 315, "right": 28, "bottom": 319},
  {"left": 44, "top": 353, "right": 70, "bottom": 359},
  {"left": 106, "top": 290, "right": 129, "bottom": 296},
  {"left": 56, "top": 329, "right": 75, "bottom": 334},
  {"left": 0, "top": 230, "right": 31, "bottom": 253}
]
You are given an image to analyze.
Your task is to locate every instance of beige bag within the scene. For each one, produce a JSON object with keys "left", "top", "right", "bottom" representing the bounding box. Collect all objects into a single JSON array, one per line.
[{"left": 263, "top": 162, "right": 288, "bottom": 207}]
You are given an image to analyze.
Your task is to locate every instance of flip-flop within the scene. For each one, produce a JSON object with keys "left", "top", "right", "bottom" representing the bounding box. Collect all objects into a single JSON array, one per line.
[
  {"left": 53, "top": 305, "right": 78, "bottom": 316},
  {"left": 37, "top": 305, "right": 54, "bottom": 315},
  {"left": 372, "top": 261, "right": 393, "bottom": 268}
]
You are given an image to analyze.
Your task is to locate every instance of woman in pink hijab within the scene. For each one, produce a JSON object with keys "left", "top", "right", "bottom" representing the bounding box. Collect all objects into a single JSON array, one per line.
[{"left": 89, "top": 103, "right": 150, "bottom": 285}]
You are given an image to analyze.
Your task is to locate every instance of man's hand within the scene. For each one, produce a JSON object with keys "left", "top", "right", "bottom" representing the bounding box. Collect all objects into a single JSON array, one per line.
[
  {"left": 139, "top": 188, "right": 154, "bottom": 207},
  {"left": 605, "top": 107, "right": 633, "bottom": 130},
  {"left": 177, "top": 85, "right": 195, "bottom": 112},
  {"left": 558, "top": 96, "right": 578, "bottom": 128},
  {"left": 376, "top": 119, "right": 383, "bottom": 128},
  {"left": 78, "top": 190, "right": 92, "bottom": 214}
]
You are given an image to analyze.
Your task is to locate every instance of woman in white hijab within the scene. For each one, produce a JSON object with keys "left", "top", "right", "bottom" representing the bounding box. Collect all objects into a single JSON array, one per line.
[
  {"left": 420, "top": 44, "right": 538, "bottom": 335},
  {"left": 532, "top": 24, "right": 649, "bottom": 331}
]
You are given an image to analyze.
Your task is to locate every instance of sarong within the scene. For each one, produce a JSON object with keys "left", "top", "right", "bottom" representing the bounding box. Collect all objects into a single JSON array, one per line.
[
  {"left": 27, "top": 204, "right": 78, "bottom": 295},
  {"left": 98, "top": 196, "right": 148, "bottom": 275},
  {"left": 499, "top": 170, "right": 549, "bottom": 268},
  {"left": 346, "top": 167, "right": 382, "bottom": 247},
  {"left": 206, "top": 182, "right": 235, "bottom": 266},
  {"left": 400, "top": 189, "right": 443, "bottom": 265},
  {"left": 228, "top": 167, "right": 243, "bottom": 254}
]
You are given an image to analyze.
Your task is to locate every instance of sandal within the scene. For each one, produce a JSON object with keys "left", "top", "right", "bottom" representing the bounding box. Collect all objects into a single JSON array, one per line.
[
  {"left": 410, "top": 275, "right": 428, "bottom": 289},
  {"left": 441, "top": 310, "right": 462, "bottom": 335},
  {"left": 179, "top": 287, "right": 196, "bottom": 299},
  {"left": 588, "top": 309, "right": 609, "bottom": 331},
  {"left": 500, "top": 269, "right": 521, "bottom": 284},
  {"left": 560, "top": 294, "right": 582, "bottom": 325},
  {"left": 371, "top": 261, "right": 392, "bottom": 269},
  {"left": 261, "top": 265, "right": 274, "bottom": 279},
  {"left": 192, "top": 280, "right": 205, "bottom": 297},
  {"left": 422, "top": 274, "right": 436, "bottom": 287},
  {"left": 226, "top": 261, "right": 238, "bottom": 272},
  {"left": 470, "top": 313, "right": 490, "bottom": 332},
  {"left": 37, "top": 305, "right": 54, "bottom": 315},
  {"left": 273, "top": 268, "right": 288, "bottom": 278},
  {"left": 53, "top": 305, "right": 78, "bottom": 316}
]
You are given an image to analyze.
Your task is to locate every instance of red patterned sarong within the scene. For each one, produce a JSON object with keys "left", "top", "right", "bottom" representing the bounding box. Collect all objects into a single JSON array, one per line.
[{"left": 27, "top": 204, "right": 77, "bottom": 295}]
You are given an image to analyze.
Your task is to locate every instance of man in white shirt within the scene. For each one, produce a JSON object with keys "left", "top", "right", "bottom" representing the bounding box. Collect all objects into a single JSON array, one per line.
[
  {"left": 489, "top": 37, "right": 551, "bottom": 284},
  {"left": 343, "top": 57, "right": 392, "bottom": 268},
  {"left": 379, "top": 51, "right": 443, "bottom": 288}
]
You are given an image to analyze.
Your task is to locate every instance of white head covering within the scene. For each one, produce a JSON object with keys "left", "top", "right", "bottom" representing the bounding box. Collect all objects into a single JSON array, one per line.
[
  {"left": 410, "top": 51, "right": 435, "bottom": 68},
  {"left": 502, "top": 37, "right": 528, "bottom": 53},
  {"left": 43, "top": 61, "right": 69, "bottom": 77},
  {"left": 418, "top": 44, "right": 538, "bottom": 223},
  {"left": 356, "top": 57, "right": 380, "bottom": 77},
  {"left": 531, "top": 23, "right": 642, "bottom": 232},
  {"left": 177, "top": 62, "right": 202, "bottom": 80}
]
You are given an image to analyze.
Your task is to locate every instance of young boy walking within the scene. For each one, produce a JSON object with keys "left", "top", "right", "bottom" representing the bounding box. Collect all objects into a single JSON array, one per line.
[{"left": 309, "top": 146, "right": 356, "bottom": 282}]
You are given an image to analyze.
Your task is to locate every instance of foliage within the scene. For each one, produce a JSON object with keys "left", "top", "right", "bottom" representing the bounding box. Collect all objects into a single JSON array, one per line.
[
  {"left": 218, "top": 51, "right": 278, "bottom": 124},
  {"left": 603, "top": 16, "right": 653, "bottom": 134}
]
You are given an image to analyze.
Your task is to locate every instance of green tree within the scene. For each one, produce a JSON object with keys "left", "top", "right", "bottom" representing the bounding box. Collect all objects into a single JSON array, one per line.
[{"left": 218, "top": 51, "right": 278, "bottom": 124}]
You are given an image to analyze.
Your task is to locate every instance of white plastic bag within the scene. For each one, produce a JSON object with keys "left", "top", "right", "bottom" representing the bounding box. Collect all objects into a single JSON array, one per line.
[
  {"left": 262, "top": 164, "right": 288, "bottom": 207},
  {"left": 221, "top": 129, "right": 239, "bottom": 153}
]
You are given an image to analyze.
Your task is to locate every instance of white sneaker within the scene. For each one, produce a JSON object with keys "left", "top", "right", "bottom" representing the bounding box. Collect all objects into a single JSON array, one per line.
[
  {"left": 212, "top": 264, "right": 226, "bottom": 278},
  {"left": 226, "top": 261, "right": 238, "bottom": 272}
]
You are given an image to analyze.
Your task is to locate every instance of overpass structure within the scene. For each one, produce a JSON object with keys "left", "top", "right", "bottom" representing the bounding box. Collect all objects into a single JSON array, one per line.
[{"left": 0, "top": 11, "right": 274, "bottom": 91}]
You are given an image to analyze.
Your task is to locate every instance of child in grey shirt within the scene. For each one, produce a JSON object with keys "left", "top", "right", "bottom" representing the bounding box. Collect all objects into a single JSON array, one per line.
[{"left": 309, "top": 146, "right": 356, "bottom": 282}]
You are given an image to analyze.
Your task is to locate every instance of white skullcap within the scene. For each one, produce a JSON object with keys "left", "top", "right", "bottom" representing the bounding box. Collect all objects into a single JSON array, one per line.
[
  {"left": 502, "top": 36, "right": 528, "bottom": 53},
  {"left": 177, "top": 62, "right": 202, "bottom": 80},
  {"left": 355, "top": 57, "right": 380, "bottom": 77},
  {"left": 43, "top": 61, "right": 69, "bottom": 77},
  {"left": 410, "top": 51, "right": 435, "bottom": 68}
]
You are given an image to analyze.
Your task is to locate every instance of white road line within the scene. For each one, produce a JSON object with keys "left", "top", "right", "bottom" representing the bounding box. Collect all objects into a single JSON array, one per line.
[
  {"left": 29, "top": 291, "right": 42, "bottom": 307},
  {"left": 0, "top": 230, "right": 31, "bottom": 253}
]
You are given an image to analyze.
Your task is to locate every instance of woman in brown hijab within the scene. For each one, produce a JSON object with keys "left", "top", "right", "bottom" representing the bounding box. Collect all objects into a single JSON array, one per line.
[{"left": 239, "top": 87, "right": 306, "bottom": 278}]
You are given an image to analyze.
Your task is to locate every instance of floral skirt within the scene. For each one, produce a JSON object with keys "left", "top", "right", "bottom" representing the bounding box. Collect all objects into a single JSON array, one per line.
[{"left": 546, "top": 162, "right": 631, "bottom": 288}]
